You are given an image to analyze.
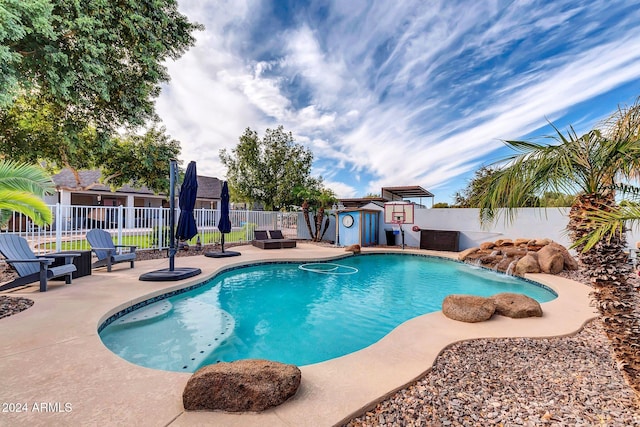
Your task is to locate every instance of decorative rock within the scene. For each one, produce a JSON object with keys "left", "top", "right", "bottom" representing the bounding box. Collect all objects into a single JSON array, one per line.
[
  {"left": 513, "top": 238, "right": 531, "bottom": 246},
  {"left": 502, "top": 248, "right": 528, "bottom": 258},
  {"left": 479, "top": 242, "right": 495, "bottom": 250},
  {"left": 457, "top": 247, "right": 479, "bottom": 261},
  {"left": 182, "top": 359, "right": 301, "bottom": 412},
  {"left": 514, "top": 254, "right": 541, "bottom": 275},
  {"left": 345, "top": 244, "right": 361, "bottom": 253},
  {"left": 490, "top": 293, "right": 543, "bottom": 318},
  {"left": 442, "top": 295, "right": 496, "bottom": 323},
  {"left": 495, "top": 257, "right": 516, "bottom": 273},
  {"left": 548, "top": 242, "right": 579, "bottom": 270},
  {"left": 534, "top": 238, "right": 552, "bottom": 246},
  {"left": 494, "top": 239, "right": 513, "bottom": 246},
  {"left": 537, "top": 245, "right": 564, "bottom": 274}
]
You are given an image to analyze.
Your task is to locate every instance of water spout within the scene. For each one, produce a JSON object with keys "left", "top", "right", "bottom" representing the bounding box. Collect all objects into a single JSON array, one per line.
[{"left": 505, "top": 259, "right": 518, "bottom": 276}]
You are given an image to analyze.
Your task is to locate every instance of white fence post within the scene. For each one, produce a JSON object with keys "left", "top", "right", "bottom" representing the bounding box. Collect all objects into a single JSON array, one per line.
[
  {"left": 117, "top": 205, "right": 124, "bottom": 245},
  {"left": 55, "top": 203, "right": 62, "bottom": 252}
]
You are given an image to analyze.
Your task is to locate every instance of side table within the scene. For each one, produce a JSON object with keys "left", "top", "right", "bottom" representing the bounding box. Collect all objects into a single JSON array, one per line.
[{"left": 51, "top": 250, "right": 92, "bottom": 279}]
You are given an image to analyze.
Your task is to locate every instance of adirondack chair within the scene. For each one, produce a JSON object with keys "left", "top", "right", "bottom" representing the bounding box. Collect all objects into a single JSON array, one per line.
[
  {"left": 0, "top": 234, "right": 78, "bottom": 292},
  {"left": 86, "top": 229, "right": 136, "bottom": 272}
]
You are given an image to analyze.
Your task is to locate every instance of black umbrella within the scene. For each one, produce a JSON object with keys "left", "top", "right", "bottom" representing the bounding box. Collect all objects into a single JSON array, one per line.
[
  {"left": 176, "top": 161, "right": 198, "bottom": 242},
  {"left": 218, "top": 181, "right": 232, "bottom": 252},
  {"left": 205, "top": 180, "right": 240, "bottom": 258},
  {"left": 139, "top": 159, "right": 202, "bottom": 281}
]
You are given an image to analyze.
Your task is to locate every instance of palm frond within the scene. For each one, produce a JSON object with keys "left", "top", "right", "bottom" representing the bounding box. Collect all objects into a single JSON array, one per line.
[
  {"left": 573, "top": 205, "right": 640, "bottom": 251},
  {"left": 0, "top": 190, "right": 53, "bottom": 226},
  {"left": 0, "top": 160, "right": 55, "bottom": 196}
]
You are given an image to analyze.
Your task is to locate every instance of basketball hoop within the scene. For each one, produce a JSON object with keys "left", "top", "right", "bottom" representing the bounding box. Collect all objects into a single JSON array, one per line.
[{"left": 384, "top": 202, "right": 413, "bottom": 250}]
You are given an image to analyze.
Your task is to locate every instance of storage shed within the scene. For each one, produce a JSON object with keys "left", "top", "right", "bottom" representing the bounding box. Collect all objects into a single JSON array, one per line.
[{"left": 336, "top": 209, "right": 380, "bottom": 247}]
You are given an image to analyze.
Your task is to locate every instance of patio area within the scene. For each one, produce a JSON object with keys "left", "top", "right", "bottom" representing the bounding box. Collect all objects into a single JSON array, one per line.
[{"left": 0, "top": 244, "right": 596, "bottom": 426}]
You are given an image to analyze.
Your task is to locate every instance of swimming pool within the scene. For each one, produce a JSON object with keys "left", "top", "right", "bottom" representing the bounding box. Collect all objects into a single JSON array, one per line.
[{"left": 99, "top": 254, "right": 556, "bottom": 372}]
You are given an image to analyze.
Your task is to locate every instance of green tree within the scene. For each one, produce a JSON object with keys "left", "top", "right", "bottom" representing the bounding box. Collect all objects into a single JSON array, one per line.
[
  {"left": 294, "top": 183, "right": 336, "bottom": 241},
  {"left": 432, "top": 202, "right": 450, "bottom": 208},
  {"left": 476, "top": 98, "right": 640, "bottom": 394},
  {"left": 0, "top": 160, "right": 54, "bottom": 226},
  {"left": 539, "top": 191, "right": 575, "bottom": 207},
  {"left": 220, "top": 126, "right": 317, "bottom": 211},
  {"left": 1, "top": 1, "right": 201, "bottom": 124},
  {"left": 453, "top": 166, "right": 539, "bottom": 208},
  {"left": 0, "top": 0, "right": 200, "bottom": 191},
  {"left": 0, "top": 97, "right": 180, "bottom": 192},
  {"left": 94, "top": 126, "right": 181, "bottom": 194}
]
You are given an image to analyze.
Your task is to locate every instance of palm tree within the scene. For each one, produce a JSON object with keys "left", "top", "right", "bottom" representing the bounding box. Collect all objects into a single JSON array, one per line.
[
  {"left": 477, "top": 99, "right": 640, "bottom": 395},
  {"left": 313, "top": 188, "right": 337, "bottom": 242},
  {"left": 294, "top": 186, "right": 318, "bottom": 240},
  {"left": 0, "top": 160, "right": 54, "bottom": 226}
]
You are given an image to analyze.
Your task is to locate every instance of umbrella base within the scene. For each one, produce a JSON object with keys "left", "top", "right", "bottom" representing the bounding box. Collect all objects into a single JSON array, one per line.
[
  {"left": 204, "top": 251, "right": 241, "bottom": 258},
  {"left": 139, "top": 267, "right": 202, "bottom": 282}
]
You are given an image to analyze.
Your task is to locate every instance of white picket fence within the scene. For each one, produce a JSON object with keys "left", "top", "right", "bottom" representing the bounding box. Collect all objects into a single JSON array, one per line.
[{"left": 2, "top": 204, "right": 299, "bottom": 255}]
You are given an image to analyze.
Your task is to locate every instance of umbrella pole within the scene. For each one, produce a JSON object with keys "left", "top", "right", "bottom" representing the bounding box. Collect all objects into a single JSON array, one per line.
[
  {"left": 221, "top": 233, "right": 225, "bottom": 253},
  {"left": 169, "top": 160, "right": 177, "bottom": 271}
]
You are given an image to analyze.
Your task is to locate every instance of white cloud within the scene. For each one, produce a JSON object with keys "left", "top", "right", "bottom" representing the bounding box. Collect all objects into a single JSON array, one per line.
[{"left": 155, "top": 0, "right": 640, "bottom": 204}]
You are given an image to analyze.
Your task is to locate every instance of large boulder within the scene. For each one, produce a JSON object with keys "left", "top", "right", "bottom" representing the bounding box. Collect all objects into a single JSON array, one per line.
[
  {"left": 442, "top": 295, "right": 496, "bottom": 323},
  {"left": 547, "top": 242, "right": 579, "bottom": 271},
  {"left": 537, "top": 245, "right": 565, "bottom": 274},
  {"left": 514, "top": 254, "right": 541, "bottom": 275},
  {"left": 183, "top": 359, "right": 301, "bottom": 412},
  {"left": 490, "top": 293, "right": 543, "bottom": 318}
]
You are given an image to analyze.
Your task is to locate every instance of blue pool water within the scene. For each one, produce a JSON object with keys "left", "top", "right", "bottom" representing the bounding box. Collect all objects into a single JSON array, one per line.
[{"left": 99, "top": 254, "right": 556, "bottom": 372}]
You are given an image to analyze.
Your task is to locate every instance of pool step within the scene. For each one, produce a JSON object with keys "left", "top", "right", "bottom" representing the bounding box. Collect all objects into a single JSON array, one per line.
[
  {"left": 182, "top": 305, "right": 236, "bottom": 371},
  {"left": 114, "top": 300, "right": 173, "bottom": 326}
]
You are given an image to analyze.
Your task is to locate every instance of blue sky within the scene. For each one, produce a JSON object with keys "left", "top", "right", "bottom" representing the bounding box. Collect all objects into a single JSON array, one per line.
[{"left": 156, "top": 0, "right": 640, "bottom": 205}]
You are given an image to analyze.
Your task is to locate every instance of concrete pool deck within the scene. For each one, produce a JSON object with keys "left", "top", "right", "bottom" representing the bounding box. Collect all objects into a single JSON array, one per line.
[{"left": 0, "top": 244, "right": 597, "bottom": 426}]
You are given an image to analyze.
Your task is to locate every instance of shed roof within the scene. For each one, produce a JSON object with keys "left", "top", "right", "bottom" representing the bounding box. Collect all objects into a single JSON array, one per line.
[{"left": 381, "top": 186, "right": 434, "bottom": 200}]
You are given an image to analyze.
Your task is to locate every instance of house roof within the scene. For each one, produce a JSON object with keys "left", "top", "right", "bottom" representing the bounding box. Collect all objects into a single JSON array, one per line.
[
  {"left": 52, "top": 169, "right": 223, "bottom": 200},
  {"left": 196, "top": 175, "right": 222, "bottom": 199}
]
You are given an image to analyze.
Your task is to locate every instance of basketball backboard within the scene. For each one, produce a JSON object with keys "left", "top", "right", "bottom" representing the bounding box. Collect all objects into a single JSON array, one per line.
[{"left": 383, "top": 202, "right": 414, "bottom": 224}]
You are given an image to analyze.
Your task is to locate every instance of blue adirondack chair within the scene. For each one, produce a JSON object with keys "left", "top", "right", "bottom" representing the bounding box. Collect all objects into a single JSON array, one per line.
[
  {"left": 86, "top": 229, "right": 136, "bottom": 272},
  {"left": 0, "top": 234, "right": 78, "bottom": 292}
]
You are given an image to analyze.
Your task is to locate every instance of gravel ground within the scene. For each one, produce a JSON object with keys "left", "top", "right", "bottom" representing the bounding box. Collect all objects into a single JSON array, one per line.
[
  {"left": 345, "top": 270, "right": 640, "bottom": 426},
  {"left": 344, "top": 319, "right": 639, "bottom": 426}
]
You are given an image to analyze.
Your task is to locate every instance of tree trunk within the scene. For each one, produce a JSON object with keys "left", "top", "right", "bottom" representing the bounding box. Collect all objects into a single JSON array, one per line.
[
  {"left": 320, "top": 216, "right": 331, "bottom": 240},
  {"left": 301, "top": 199, "right": 314, "bottom": 240},
  {"left": 314, "top": 206, "right": 324, "bottom": 242},
  {"left": 568, "top": 193, "right": 640, "bottom": 395}
]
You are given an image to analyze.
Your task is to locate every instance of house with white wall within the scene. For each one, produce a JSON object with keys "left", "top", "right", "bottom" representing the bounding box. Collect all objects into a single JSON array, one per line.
[{"left": 43, "top": 169, "right": 223, "bottom": 230}]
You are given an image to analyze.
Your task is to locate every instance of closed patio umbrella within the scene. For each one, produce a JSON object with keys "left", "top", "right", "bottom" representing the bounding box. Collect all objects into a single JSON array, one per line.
[
  {"left": 176, "top": 161, "right": 198, "bottom": 242},
  {"left": 139, "top": 160, "right": 202, "bottom": 281},
  {"left": 205, "top": 180, "right": 240, "bottom": 258}
]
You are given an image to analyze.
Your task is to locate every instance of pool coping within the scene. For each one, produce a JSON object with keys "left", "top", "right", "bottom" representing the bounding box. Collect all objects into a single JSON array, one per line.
[{"left": 0, "top": 244, "right": 597, "bottom": 426}]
